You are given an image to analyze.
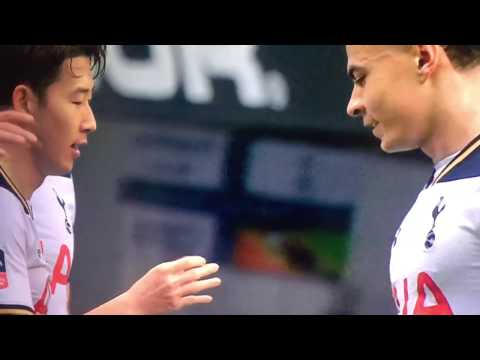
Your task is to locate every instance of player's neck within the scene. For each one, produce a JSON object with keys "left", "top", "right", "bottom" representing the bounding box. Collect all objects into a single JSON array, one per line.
[
  {"left": 422, "top": 118, "right": 480, "bottom": 164},
  {"left": 421, "top": 70, "right": 480, "bottom": 164},
  {"left": 0, "top": 147, "right": 44, "bottom": 200}
]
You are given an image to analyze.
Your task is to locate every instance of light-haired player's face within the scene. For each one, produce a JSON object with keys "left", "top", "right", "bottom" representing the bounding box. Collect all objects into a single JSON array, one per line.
[
  {"left": 346, "top": 45, "right": 433, "bottom": 153},
  {"left": 32, "top": 56, "right": 97, "bottom": 176}
]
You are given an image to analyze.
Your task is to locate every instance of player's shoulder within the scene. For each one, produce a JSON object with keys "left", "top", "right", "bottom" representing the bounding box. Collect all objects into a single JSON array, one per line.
[
  {"left": 439, "top": 137, "right": 480, "bottom": 184},
  {"left": 0, "top": 171, "right": 30, "bottom": 218},
  {"left": 0, "top": 181, "right": 32, "bottom": 249},
  {"left": 0, "top": 187, "right": 24, "bottom": 217}
]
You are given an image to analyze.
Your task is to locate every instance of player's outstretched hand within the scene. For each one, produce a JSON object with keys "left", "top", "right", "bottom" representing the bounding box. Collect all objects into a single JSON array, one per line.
[
  {"left": 111, "top": 256, "right": 221, "bottom": 315},
  {"left": 0, "top": 111, "right": 37, "bottom": 158}
]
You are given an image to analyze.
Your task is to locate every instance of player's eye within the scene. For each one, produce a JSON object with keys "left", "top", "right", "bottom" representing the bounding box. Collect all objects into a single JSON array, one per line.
[{"left": 353, "top": 75, "right": 366, "bottom": 86}]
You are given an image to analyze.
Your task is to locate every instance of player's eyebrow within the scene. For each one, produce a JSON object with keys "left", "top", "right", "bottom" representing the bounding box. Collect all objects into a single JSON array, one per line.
[
  {"left": 71, "top": 85, "right": 95, "bottom": 96},
  {"left": 73, "top": 86, "right": 93, "bottom": 93}
]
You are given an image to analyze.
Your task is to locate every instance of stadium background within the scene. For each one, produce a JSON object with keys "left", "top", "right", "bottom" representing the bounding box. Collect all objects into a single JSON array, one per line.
[{"left": 70, "top": 45, "right": 431, "bottom": 315}]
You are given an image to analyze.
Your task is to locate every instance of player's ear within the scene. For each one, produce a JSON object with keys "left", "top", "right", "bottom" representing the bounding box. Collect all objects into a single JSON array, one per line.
[
  {"left": 415, "top": 45, "right": 441, "bottom": 82},
  {"left": 11, "top": 85, "right": 38, "bottom": 115}
]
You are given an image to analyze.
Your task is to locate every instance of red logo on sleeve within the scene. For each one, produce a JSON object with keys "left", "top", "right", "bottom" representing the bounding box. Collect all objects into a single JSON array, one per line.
[{"left": 0, "top": 249, "right": 8, "bottom": 289}]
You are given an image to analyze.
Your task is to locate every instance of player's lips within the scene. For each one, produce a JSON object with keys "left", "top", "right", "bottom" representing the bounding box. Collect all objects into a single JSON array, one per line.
[
  {"left": 71, "top": 140, "right": 88, "bottom": 159},
  {"left": 372, "top": 123, "right": 384, "bottom": 139},
  {"left": 364, "top": 119, "right": 380, "bottom": 131}
]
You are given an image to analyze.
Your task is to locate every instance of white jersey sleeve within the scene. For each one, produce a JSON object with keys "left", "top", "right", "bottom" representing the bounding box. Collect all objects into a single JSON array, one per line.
[
  {"left": 0, "top": 186, "right": 50, "bottom": 315},
  {"left": 0, "top": 190, "right": 34, "bottom": 313}
]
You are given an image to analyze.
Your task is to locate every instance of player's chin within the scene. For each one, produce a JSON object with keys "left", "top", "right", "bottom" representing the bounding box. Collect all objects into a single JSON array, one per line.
[
  {"left": 52, "top": 159, "right": 74, "bottom": 176},
  {"left": 380, "top": 136, "right": 416, "bottom": 154}
]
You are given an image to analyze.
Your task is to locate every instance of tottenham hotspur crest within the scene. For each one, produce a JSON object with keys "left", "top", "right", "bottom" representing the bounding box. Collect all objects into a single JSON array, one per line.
[
  {"left": 425, "top": 196, "right": 446, "bottom": 250},
  {"left": 53, "top": 188, "right": 72, "bottom": 235}
]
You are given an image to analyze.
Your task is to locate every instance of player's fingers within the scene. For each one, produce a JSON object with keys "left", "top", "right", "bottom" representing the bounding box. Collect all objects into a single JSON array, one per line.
[
  {"left": 0, "top": 148, "right": 6, "bottom": 158},
  {"left": 0, "top": 129, "right": 28, "bottom": 145},
  {"left": 0, "top": 110, "right": 34, "bottom": 124},
  {"left": 178, "top": 277, "right": 222, "bottom": 297},
  {"left": 180, "top": 295, "right": 214, "bottom": 308},
  {"left": 176, "top": 263, "right": 220, "bottom": 286},
  {"left": 156, "top": 256, "right": 206, "bottom": 273},
  {"left": 0, "top": 123, "right": 37, "bottom": 143}
]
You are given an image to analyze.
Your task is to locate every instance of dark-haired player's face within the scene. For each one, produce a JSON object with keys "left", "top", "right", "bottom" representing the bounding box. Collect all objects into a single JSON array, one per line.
[
  {"left": 31, "top": 56, "right": 97, "bottom": 176},
  {"left": 346, "top": 45, "right": 434, "bottom": 153}
]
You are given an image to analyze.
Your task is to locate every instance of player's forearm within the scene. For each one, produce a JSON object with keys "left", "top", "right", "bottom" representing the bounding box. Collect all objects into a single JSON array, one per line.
[{"left": 84, "top": 292, "right": 136, "bottom": 315}]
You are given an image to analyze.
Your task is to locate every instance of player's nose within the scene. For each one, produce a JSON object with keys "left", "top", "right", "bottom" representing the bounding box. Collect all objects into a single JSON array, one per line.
[
  {"left": 347, "top": 91, "right": 366, "bottom": 119},
  {"left": 81, "top": 103, "right": 97, "bottom": 134}
]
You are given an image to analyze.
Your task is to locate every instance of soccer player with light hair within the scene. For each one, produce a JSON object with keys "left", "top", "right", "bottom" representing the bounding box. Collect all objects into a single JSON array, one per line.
[{"left": 346, "top": 45, "right": 480, "bottom": 314}]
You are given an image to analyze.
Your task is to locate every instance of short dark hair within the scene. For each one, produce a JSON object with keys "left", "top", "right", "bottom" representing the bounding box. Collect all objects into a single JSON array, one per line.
[
  {"left": 443, "top": 45, "right": 480, "bottom": 69},
  {"left": 0, "top": 45, "right": 107, "bottom": 106}
]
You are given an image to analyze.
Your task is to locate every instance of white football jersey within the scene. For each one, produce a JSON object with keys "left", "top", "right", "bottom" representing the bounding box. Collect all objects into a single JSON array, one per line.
[
  {"left": 31, "top": 175, "right": 75, "bottom": 315},
  {"left": 390, "top": 136, "right": 480, "bottom": 315},
  {"left": 0, "top": 166, "right": 50, "bottom": 315}
]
